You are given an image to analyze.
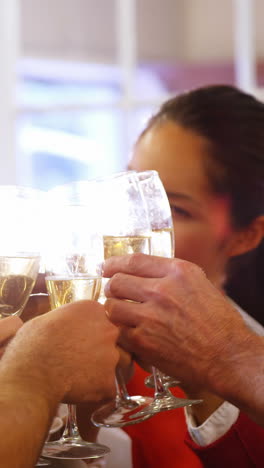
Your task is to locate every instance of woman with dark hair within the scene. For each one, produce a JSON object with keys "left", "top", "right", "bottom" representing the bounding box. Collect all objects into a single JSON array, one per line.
[
  {"left": 135, "top": 84, "right": 264, "bottom": 325},
  {"left": 117, "top": 85, "right": 264, "bottom": 467}
]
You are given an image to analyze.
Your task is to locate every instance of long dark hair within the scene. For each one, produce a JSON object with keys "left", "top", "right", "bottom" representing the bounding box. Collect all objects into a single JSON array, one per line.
[{"left": 141, "top": 85, "right": 264, "bottom": 325}]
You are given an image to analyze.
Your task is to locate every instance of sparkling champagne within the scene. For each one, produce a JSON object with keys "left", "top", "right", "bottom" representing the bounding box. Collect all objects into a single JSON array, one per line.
[
  {"left": 151, "top": 228, "right": 174, "bottom": 258},
  {"left": 103, "top": 235, "right": 151, "bottom": 258},
  {"left": 97, "top": 235, "right": 151, "bottom": 305},
  {"left": 0, "top": 255, "right": 40, "bottom": 318},
  {"left": 46, "top": 276, "right": 102, "bottom": 309}
]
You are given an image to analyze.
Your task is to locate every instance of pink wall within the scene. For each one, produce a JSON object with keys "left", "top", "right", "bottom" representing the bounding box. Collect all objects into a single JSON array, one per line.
[{"left": 146, "top": 62, "right": 264, "bottom": 93}]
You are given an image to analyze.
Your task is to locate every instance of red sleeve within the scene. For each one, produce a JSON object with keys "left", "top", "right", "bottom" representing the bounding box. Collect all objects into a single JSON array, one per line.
[{"left": 185, "top": 412, "right": 264, "bottom": 467}]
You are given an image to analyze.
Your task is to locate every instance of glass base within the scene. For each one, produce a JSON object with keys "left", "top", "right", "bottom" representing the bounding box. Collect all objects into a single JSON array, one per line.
[
  {"left": 130, "top": 393, "right": 202, "bottom": 420},
  {"left": 91, "top": 395, "right": 154, "bottom": 428},
  {"left": 145, "top": 374, "right": 180, "bottom": 389},
  {"left": 35, "top": 458, "right": 52, "bottom": 466},
  {"left": 41, "top": 438, "right": 110, "bottom": 460}
]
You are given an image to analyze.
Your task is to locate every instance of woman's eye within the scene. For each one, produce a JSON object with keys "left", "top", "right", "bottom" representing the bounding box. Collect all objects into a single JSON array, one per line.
[{"left": 170, "top": 205, "right": 191, "bottom": 219}]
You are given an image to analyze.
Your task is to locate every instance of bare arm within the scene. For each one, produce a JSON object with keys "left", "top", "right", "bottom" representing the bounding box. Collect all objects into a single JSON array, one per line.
[
  {"left": 0, "top": 300, "right": 119, "bottom": 468},
  {"left": 0, "top": 372, "right": 60, "bottom": 468},
  {"left": 103, "top": 253, "right": 264, "bottom": 427},
  {"left": 208, "top": 328, "right": 264, "bottom": 427}
]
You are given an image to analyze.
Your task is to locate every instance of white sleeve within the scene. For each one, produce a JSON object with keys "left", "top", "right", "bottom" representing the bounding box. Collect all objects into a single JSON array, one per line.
[
  {"left": 184, "top": 299, "right": 261, "bottom": 447},
  {"left": 185, "top": 401, "right": 239, "bottom": 446}
]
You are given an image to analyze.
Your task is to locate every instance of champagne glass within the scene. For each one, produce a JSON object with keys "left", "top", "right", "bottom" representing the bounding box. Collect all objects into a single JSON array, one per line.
[
  {"left": 41, "top": 189, "right": 110, "bottom": 461},
  {"left": 90, "top": 171, "right": 154, "bottom": 427},
  {"left": 129, "top": 171, "right": 202, "bottom": 420},
  {"left": 0, "top": 185, "right": 42, "bottom": 319}
]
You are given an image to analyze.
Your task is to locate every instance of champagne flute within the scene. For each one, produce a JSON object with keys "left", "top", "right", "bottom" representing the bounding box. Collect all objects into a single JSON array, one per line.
[
  {"left": 0, "top": 185, "right": 50, "bottom": 468},
  {"left": 90, "top": 171, "right": 154, "bottom": 427},
  {"left": 129, "top": 171, "right": 202, "bottom": 420},
  {"left": 41, "top": 191, "right": 110, "bottom": 461},
  {"left": 0, "top": 185, "right": 42, "bottom": 319}
]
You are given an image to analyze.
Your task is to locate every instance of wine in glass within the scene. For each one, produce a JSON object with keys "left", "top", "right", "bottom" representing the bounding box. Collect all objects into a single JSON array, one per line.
[
  {"left": 129, "top": 170, "right": 202, "bottom": 420},
  {"left": 41, "top": 191, "right": 110, "bottom": 461},
  {"left": 90, "top": 171, "right": 154, "bottom": 428},
  {"left": 0, "top": 186, "right": 42, "bottom": 319}
]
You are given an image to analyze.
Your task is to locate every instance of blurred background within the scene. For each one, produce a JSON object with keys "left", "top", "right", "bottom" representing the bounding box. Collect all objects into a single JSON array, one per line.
[{"left": 1, "top": 0, "right": 263, "bottom": 190}]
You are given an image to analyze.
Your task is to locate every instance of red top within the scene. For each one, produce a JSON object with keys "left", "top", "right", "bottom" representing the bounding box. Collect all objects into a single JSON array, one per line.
[
  {"left": 185, "top": 411, "right": 264, "bottom": 467},
  {"left": 123, "top": 364, "right": 202, "bottom": 468},
  {"left": 123, "top": 364, "right": 264, "bottom": 467}
]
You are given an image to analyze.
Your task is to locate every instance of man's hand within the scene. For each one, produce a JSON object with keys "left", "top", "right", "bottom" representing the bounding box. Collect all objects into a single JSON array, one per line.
[
  {"left": 103, "top": 254, "right": 260, "bottom": 395},
  {"left": 0, "top": 301, "right": 119, "bottom": 467},
  {"left": 2, "top": 300, "right": 119, "bottom": 404}
]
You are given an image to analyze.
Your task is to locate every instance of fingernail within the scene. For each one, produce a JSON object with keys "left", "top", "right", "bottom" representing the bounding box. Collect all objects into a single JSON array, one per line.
[
  {"left": 104, "top": 279, "right": 110, "bottom": 296},
  {"left": 97, "top": 261, "right": 105, "bottom": 276}
]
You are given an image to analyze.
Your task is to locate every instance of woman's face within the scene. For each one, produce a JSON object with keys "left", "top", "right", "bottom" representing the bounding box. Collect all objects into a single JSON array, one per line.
[{"left": 130, "top": 121, "right": 236, "bottom": 287}]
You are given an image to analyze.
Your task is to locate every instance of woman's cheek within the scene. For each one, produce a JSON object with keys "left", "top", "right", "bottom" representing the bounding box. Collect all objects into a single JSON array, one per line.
[{"left": 173, "top": 227, "right": 221, "bottom": 273}]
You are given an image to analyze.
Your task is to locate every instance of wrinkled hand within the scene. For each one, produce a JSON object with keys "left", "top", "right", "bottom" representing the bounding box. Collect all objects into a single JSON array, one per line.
[
  {"left": 2, "top": 300, "right": 119, "bottom": 404},
  {"left": 103, "top": 253, "right": 256, "bottom": 393},
  {"left": 0, "top": 316, "right": 23, "bottom": 358}
]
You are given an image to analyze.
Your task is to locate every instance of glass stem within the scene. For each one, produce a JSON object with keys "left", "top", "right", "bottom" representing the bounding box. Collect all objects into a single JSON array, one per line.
[
  {"left": 102, "top": 291, "right": 138, "bottom": 410},
  {"left": 62, "top": 404, "right": 80, "bottom": 441},
  {"left": 115, "top": 367, "right": 138, "bottom": 409},
  {"left": 115, "top": 366, "right": 131, "bottom": 402},
  {"left": 152, "top": 366, "right": 168, "bottom": 398}
]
